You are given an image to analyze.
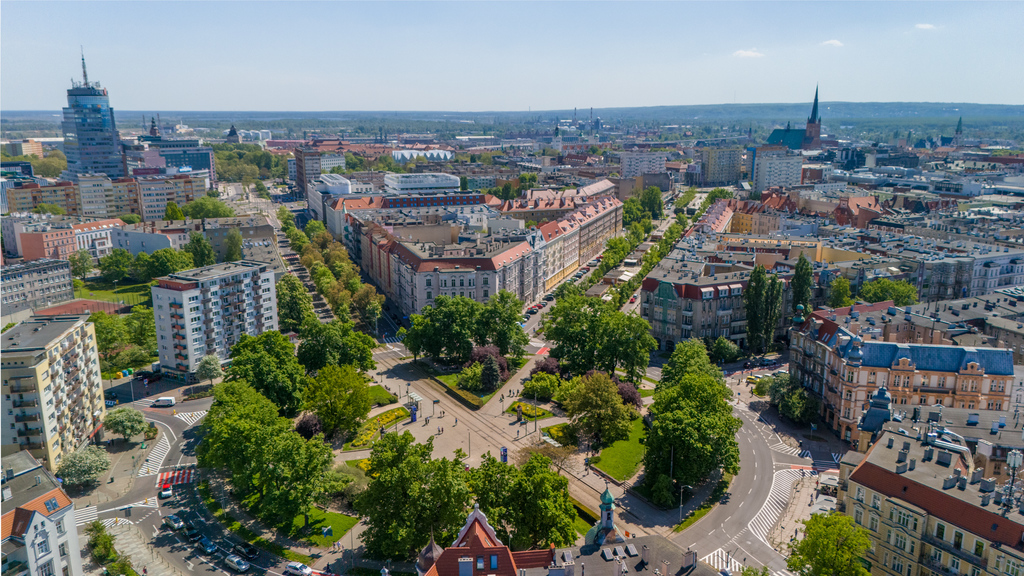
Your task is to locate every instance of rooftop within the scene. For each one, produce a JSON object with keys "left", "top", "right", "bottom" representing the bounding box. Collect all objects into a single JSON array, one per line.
[
  {"left": 159, "top": 260, "right": 270, "bottom": 282},
  {"left": 1, "top": 315, "right": 86, "bottom": 354}
]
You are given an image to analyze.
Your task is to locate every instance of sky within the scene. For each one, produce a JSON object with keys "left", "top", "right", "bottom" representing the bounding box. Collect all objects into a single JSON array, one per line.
[{"left": 2, "top": 1, "right": 1022, "bottom": 112}]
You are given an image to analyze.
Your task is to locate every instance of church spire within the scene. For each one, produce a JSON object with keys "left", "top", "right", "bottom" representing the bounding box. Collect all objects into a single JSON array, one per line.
[
  {"left": 956, "top": 116, "right": 963, "bottom": 134},
  {"left": 808, "top": 84, "right": 820, "bottom": 124}
]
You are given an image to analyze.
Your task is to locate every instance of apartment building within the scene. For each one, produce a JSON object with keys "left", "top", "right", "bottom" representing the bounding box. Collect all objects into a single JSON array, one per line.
[
  {"left": 725, "top": 201, "right": 781, "bottom": 236},
  {"left": 383, "top": 173, "right": 460, "bottom": 194},
  {"left": 838, "top": 428, "right": 1024, "bottom": 576},
  {"left": 3, "top": 139, "right": 44, "bottom": 158},
  {"left": 1, "top": 315, "right": 105, "bottom": 471},
  {"left": 5, "top": 182, "right": 80, "bottom": 216},
  {"left": 72, "top": 219, "right": 123, "bottom": 259},
  {"left": 75, "top": 174, "right": 140, "bottom": 218},
  {"left": 2, "top": 213, "right": 57, "bottom": 258},
  {"left": 294, "top": 147, "right": 323, "bottom": 198},
  {"left": 789, "top": 314, "right": 1014, "bottom": 445},
  {"left": 0, "top": 451, "right": 84, "bottom": 576},
  {"left": 136, "top": 174, "right": 201, "bottom": 221},
  {"left": 1, "top": 260, "right": 75, "bottom": 324},
  {"left": 538, "top": 220, "right": 580, "bottom": 291},
  {"left": 17, "top": 223, "right": 77, "bottom": 262},
  {"left": 752, "top": 152, "right": 803, "bottom": 193},
  {"left": 698, "top": 148, "right": 743, "bottom": 187},
  {"left": 619, "top": 151, "right": 667, "bottom": 178},
  {"left": 565, "top": 196, "right": 622, "bottom": 265},
  {"left": 151, "top": 261, "right": 278, "bottom": 381},
  {"left": 112, "top": 220, "right": 199, "bottom": 256}
]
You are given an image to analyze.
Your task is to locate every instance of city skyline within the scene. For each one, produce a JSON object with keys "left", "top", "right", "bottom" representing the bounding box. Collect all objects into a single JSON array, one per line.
[{"left": 2, "top": 1, "right": 1023, "bottom": 111}]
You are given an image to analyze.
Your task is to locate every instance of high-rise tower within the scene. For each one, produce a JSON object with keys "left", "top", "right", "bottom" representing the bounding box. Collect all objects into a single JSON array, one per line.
[
  {"left": 802, "top": 85, "right": 822, "bottom": 149},
  {"left": 61, "top": 52, "right": 125, "bottom": 178}
]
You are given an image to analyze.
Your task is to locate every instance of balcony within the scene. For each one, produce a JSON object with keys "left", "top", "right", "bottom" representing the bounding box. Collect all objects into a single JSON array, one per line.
[
  {"left": 174, "top": 353, "right": 188, "bottom": 362},
  {"left": 12, "top": 399, "right": 38, "bottom": 408},
  {"left": 8, "top": 383, "right": 37, "bottom": 394},
  {"left": 14, "top": 414, "right": 40, "bottom": 423},
  {"left": 17, "top": 428, "right": 42, "bottom": 437},
  {"left": 173, "top": 334, "right": 185, "bottom": 341},
  {"left": 174, "top": 344, "right": 186, "bottom": 351},
  {"left": 921, "top": 534, "right": 987, "bottom": 568},
  {"left": 172, "top": 323, "right": 184, "bottom": 331},
  {"left": 170, "top": 312, "right": 184, "bottom": 320},
  {"left": 18, "top": 442, "right": 42, "bottom": 450},
  {"left": 170, "top": 302, "right": 182, "bottom": 310}
]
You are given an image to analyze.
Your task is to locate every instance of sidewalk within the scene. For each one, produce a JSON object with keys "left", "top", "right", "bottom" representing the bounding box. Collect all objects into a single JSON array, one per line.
[
  {"left": 81, "top": 523, "right": 185, "bottom": 576},
  {"left": 769, "top": 475, "right": 822, "bottom": 553},
  {"left": 70, "top": 433, "right": 159, "bottom": 508}
]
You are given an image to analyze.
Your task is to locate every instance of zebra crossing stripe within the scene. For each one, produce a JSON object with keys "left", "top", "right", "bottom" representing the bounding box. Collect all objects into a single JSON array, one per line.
[
  {"left": 134, "top": 399, "right": 154, "bottom": 408},
  {"left": 74, "top": 506, "right": 98, "bottom": 526},
  {"left": 383, "top": 335, "right": 405, "bottom": 344},
  {"left": 832, "top": 453, "right": 843, "bottom": 463},
  {"left": 174, "top": 410, "right": 208, "bottom": 427},
  {"left": 768, "top": 442, "right": 805, "bottom": 457},
  {"left": 748, "top": 469, "right": 805, "bottom": 543},
  {"left": 128, "top": 497, "right": 159, "bottom": 508},
  {"left": 138, "top": 435, "right": 170, "bottom": 477},
  {"left": 100, "top": 518, "right": 132, "bottom": 528},
  {"left": 158, "top": 468, "right": 196, "bottom": 485},
  {"left": 700, "top": 548, "right": 743, "bottom": 573}
]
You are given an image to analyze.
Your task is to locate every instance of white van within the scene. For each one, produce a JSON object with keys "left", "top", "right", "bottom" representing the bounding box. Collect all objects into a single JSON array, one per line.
[{"left": 151, "top": 397, "right": 176, "bottom": 408}]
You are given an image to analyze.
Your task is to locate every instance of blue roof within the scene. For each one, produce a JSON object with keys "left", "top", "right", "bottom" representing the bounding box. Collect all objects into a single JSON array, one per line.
[
  {"left": 857, "top": 342, "right": 1014, "bottom": 375},
  {"left": 766, "top": 128, "right": 806, "bottom": 150}
]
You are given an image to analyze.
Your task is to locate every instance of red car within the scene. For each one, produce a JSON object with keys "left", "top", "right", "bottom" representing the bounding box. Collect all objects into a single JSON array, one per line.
[{"left": 630, "top": 296, "right": 637, "bottom": 303}]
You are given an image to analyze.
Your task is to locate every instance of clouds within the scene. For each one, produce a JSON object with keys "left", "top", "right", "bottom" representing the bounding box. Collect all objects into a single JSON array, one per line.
[
  {"left": 733, "top": 48, "right": 765, "bottom": 58},
  {"left": 821, "top": 39, "right": 844, "bottom": 47},
  {"left": 915, "top": 23, "right": 936, "bottom": 29}
]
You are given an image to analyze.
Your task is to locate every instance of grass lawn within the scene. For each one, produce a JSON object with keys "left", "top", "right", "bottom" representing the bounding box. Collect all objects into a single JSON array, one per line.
[
  {"left": 506, "top": 401, "right": 553, "bottom": 420},
  {"left": 367, "top": 385, "right": 397, "bottom": 406},
  {"left": 541, "top": 423, "right": 574, "bottom": 446},
  {"left": 286, "top": 507, "right": 358, "bottom": 547},
  {"left": 642, "top": 375, "right": 659, "bottom": 385},
  {"left": 570, "top": 496, "right": 599, "bottom": 536},
  {"left": 593, "top": 418, "right": 646, "bottom": 482},
  {"left": 75, "top": 279, "right": 154, "bottom": 307},
  {"left": 344, "top": 407, "right": 410, "bottom": 451},
  {"left": 673, "top": 473, "right": 734, "bottom": 533},
  {"left": 435, "top": 373, "right": 499, "bottom": 408},
  {"left": 639, "top": 388, "right": 655, "bottom": 398},
  {"left": 198, "top": 481, "right": 313, "bottom": 565}
]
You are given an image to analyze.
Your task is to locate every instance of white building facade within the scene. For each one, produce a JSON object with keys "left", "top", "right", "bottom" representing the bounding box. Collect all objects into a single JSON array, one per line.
[
  {"left": 383, "top": 173, "right": 460, "bottom": 194},
  {"left": 753, "top": 153, "right": 803, "bottom": 193}
]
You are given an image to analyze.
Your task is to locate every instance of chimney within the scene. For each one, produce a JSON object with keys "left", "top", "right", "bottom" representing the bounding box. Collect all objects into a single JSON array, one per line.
[
  {"left": 982, "top": 493, "right": 991, "bottom": 506},
  {"left": 896, "top": 462, "right": 908, "bottom": 474},
  {"left": 909, "top": 459, "right": 916, "bottom": 471},
  {"left": 943, "top": 475, "right": 957, "bottom": 489},
  {"left": 923, "top": 447, "right": 934, "bottom": 461},
  {"left": 897, "top": 450, "right": 908, "bottom": 463},
  {"left": 887, "top": 437, "right": 894, "bottom": 449},
  {"left": 971, "top": 468, "right": 983, "bottom": 484},
  {"left": 958, "top": 476, "right": 967, "bottom": 490},
  {"left": 981, "top": 478, "right": 996, "bottom": 492}
]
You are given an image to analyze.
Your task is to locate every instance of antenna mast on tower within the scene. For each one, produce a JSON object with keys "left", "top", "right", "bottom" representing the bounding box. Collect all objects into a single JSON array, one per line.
[{"left": 80, "top": 46, "right": 89, "bottom": 87}]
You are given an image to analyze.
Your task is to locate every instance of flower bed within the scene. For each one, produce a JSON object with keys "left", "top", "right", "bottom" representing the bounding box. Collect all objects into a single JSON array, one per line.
[{"left": 346, "top": 407, "right": 410, "bottom": 450}]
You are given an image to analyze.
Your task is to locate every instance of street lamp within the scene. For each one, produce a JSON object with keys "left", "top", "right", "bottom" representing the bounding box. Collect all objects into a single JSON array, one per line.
[{"left": 678, "top": 485, "right": 693, "bottom": 523}]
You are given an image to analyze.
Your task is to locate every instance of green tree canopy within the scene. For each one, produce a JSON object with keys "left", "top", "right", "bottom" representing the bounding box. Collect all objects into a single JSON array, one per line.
[
  {"left": 88, "top": 311, "right": 128, "bottom": 358},
  {"left": 33, "top": 202, "right": 66, "bottom": 215},
  {"left": 639, "top": 186, "right": 665, "bottom": 220},
  {"left": 828, "top": 276, "right": 853, "bottom": 308},
  {"left": 228, "top": 332, "right": 309, "bottom": 416},
  {"left": 99, "top": 248, "right": 133, "bottom": 283},
  {"left": 56, "top": 446, "right": 110, "bottom": 486},
  {"left": 181, "top": 196, "right": 235, "bottom": 219},
  {"left": 304, "top": 219, "right": 327, "bottom": 239},
  {"left": 147, "top": 248, "right": 193, "bottom": 278},
  {"left": 405, "top": 295, "right": 480, "bottom": 362},
  {"left": 476, "top": 290, "right": 529, "bottom": 359},
  {"left": 68, "top": 250, "right": 93, "bottom": 280},
  {"left": 303, "top": 364, "right": 371, "bottom": 438},
  {"left": 787, "top": 513, "right": 871, "bottom": 576},
  {"left": 791, "top": 253, "right": 813, "bottom": 315},
  {"left": 164, "top": 201, "right": 185, "bottom": 221},
  {"left": 561, "top": 372, "right": 637, "bottom": 445},
  {"left": 276, "top": 273, "right": 315, "bottom": 333},
  {"left": 118, "top": 213, "right": 141, "bottom": 224},
  {"left": 124, "top": 305, "right": 156, "bottom": 351},
  {"left": 859, "top": 278, "right": 919, "bottom": 306},
  {"left": 183, "top": 232, "right": 216, "bottom": 268},
  {"left": 103, "top": 407, "right": 148, "bottom": 441},
  {"left": 196, "top": 354, "right": 223, "bottom": 385},
  {"left": 297, "top": 318, "right": 377, "bottom": 374},
  {"left": 224, "top": 228, "right": 243, "bottom": 262}
]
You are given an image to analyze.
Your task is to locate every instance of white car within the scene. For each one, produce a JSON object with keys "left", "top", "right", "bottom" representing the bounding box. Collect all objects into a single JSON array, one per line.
[
  {"left": 224, "top": 554, "right": 250, "bottom": 573},
  {"left": 284, "top": 563, "right": 313, "bottom": 576},
  {"left": 159, "top": 484, "right": 173, "bottom": 499}
]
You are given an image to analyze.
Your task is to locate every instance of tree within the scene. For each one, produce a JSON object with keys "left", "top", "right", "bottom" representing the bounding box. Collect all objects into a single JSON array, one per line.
[
  {"left": 358, "top": 432, "right": 471, "bottom": 559},
  {"left": 644, "top": 373, "right": 741, "bottom": 488},
  {"left": 561, "top": 372, "right": 636, "bottom": 445},
  {"left": 183, "top": 232, "right": 216, "bottom": 268},
  {"left": 459, "top": 176, "right": 468, "bottom": 191},
  {"left": 304, "top": 219, "right": 327, "bottom": 239},
  {"left": 480, "top": 355, "right": 501, "bottom": 392},
  {"left": 744, "top": 265, "right": 767, "bottom": 353},
  {"left": 118, "top": 213, "right": 141, "bottom": 224},
  {"left": 469, "top": 453, "right": 576, "bottom": 550},
  {"left": 352, "top": 284, "right": 385, "bottom": 327},
  {"left": 763, "top": 274, "right": 784, "bottom": 353},
  {"left": 181, "top": 196, "right": 235, "bottom": 219},
  {"left": 164, "top": 201, "right": 185, "bottom": 221},
  {"left": 276, "top": 274, "right": 315, "bottom": 333},
  {"left": 622, "top": 197, "right": 646, "bottom": 227},
  {"left": 228, "top": 332, "right": 309, "bottom": 416},
  {"left": 297, "top": 319, "right": 377, "bottom": 374},
  {"left": 124, "top": 305, "right": 156, "bottom": 351},
  {"left": 131, "top": 252, "right": 152, "bottom": 282},
  {"left": 103, "top": 407, "right": 148, "bottom": 441},
  {"left": 224, "top": 228, "right": 243, "bottom": 262},
  {"left": 787, "top": 513, "right": 871, "bottom": 576},
  {"left": 859, "top": 278, "right": 919, "bottom": 306},
  {"left": 406, "top": 296, "right": 479, "bottom": 362},
  {"left": 541, "top": 294, "right": 605, "bottom": 374},
  {"left": 147, "top": 248, "right": 193, "bottom": 278},
  {"left": 88, "top": 311, "right": 128, "bottom": 358},
  {"left": 32, "top": 203, "right": 66, "bottom": 215},
  {"left": 659, "top": 338, "right": 723, "bottom": 388},
  {"left": 477, "top": 290, "right": 529, "bottom": 358},
  {"left": 196, "top": 355, "right": 223, "bottom": 386},
  {"left": 828, "top": 276, "right": 853, "bottom": 308},
  {"left": 639, "top": 186, "right": 665, "bottom": 220},
  {"left": 595, "top": 311, "right": 657, "bottom": 383},
  {"left": 709, "top": 336, "right": 740, "bottom": 364},
  {"left": 791, "top": 254, "right": 813, "bottom": 315},
  {"left": 304, "top": 365, "right": 371, "bottom": 438},
  {"left": 56, "top": 446, "right": 110, "bottom": 486},
  {"left": 69, "top": 250, "right": 93, "bottom": 280},
  {"left": 277, "top": 206, "right": 296, "bottom": 230},
  {"left": 99, "top": 248, "right": 133, "bottom": 283},
  {"left": 522, "top": 373, "right": 563, "bottom": 401}
]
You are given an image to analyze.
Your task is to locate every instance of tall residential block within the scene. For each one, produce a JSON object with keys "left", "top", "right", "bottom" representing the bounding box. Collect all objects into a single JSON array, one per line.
[
  {"left": 1, "top": 315, "right": 105, "bottom": 471},
  {"left": 1, "top": 259, "right": 75, "bottom": 323},
  {"left": 3, "top": 139, "right": 44, "bottom": 158},
  {"left": 61, "top": 56, "right": 125, "bottom": 178},
  {"left": 1, "top": 451, "right": 85, "bottom": 576},
  {"left": 752, "top": 150, "right": 803, "bottom": 193},
  {"left": 699, "top": 148, "right": 743, "bottom": 187},
  {"left": 619, "top": 151, "right": 667, "bottom": 178},
  {"left": 151, "top": 261, "right": 278, "bottom": 381},
  {"left": 5, "top": 182, "right": 80, "bottom": 216}
]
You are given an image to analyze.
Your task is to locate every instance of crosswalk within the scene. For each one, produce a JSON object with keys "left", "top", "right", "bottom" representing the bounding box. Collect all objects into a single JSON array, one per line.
[
  {"left": 99, "top": 518, "right": 132, "bottom": 528},
  {"left": 134, "top": 399, "right": 154, "bottom": 408},
  {"left": 127, "top": 497, "right": 159, "bottom": 508},
  {"left": 175, "top": 410, "right": 207, "bottom": 427},
  {"left": 138, "top": 435, "right": 170, "bottom": 477},
  {"left": 74, "top": 506, "right": 97, "bottom": 526},
  {"left": 158, "top": 468, "right": 196, "bottom": 486},
  {"left": 748, "top": 469, "right": 805, "bottom": 542},
  {"left": 701, "top": 548, "right": 743, "bottom": 573},
  {"left": 812, "top": 453, "right": 842, "bottom": 472},
  {"left": 382, "top": 334, "right": 405, "bottom": 344},
  {"left": 768, "top": 442, "right": 811, "bottom": 459}
]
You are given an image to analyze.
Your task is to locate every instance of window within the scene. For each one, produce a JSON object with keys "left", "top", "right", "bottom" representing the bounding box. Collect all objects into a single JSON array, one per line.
[
  {"left": 974, "top": 540, "right": 984, "bottom": 556},
  {"left": 490, "top": 555, "right": 498, "bottom": 570},
  {"left": 38, "top": 561, "right": 55, "bottom": 576},
  {"left": 37, "top": 538, "right": 50, "bottom": 555},
  {"left": 935, "top": 523, "right": 945, "bottom": 540},
  {"left": 892, "top": 509, "right": 918, "bottom": 531},
  {"left": 856, "top": 487, "right": 864, "bottom": 502},
  {"left": 893, "top": 532, "right": 907, "bottom": 550},
  {"left": 59, "top": 542, "right": 67, "bottom": 557},
  {"left": 56, "top": 520, "right": 64, "bottom": 535},
  {"left": 426, "top": 291, "right": 432, "bottom": 300},
  {"left": 476, "top": 557, "right": 484, "bottom": 570},
  {"left": 426, "top": 278, "right": 431, "bottom": 287},
  {"left": 869, "top": 515, "right": 878, "bottom": 532},
  {"left": 854, "top": 508, "right": 863, "bottom": 524},
  {"left": 871, "top": 494, "right": 881, "bottom": 509}
]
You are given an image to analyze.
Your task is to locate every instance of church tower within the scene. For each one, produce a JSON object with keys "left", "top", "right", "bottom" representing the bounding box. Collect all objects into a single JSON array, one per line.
[
  {"left": 951, "top": 116, "right": 964, "bottom": 147},
  {"left": 803, "top": 85, "right": 822, "bottom": 149}
]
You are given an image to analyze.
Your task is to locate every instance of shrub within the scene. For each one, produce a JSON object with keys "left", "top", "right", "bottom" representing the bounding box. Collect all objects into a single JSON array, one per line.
[
  {"left": 464, "top": 345, "right": 509, "bottom": 380},
  {"left": 144, "top": 424, "right": 158, "bottom": 440},
  {"left": 530, "top": 356, "right": 561, "bottom": 377},
  {"left": 648, "top": 473, "right": 674, "bottom": 508},
  {"left": 617, "top": 381, "right": 642, "bottom": 409},
  {"left": 295, "top": 413, "right": 323, "bottom": 440},
  {"left": 522, "top": 373, "right": 562, "bottom": 401},
  {"left": 480, "top": 356, "right": 501, "bottom": 392},
  {"left": 457, "top": 363, "right": 484, "bottom": 392}
]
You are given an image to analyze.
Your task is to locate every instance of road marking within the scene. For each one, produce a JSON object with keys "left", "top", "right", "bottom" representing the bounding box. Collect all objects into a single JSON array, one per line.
[
  {"left": 74, "top": 506, "right": 97, "bottom": 526},
  {"left": 174, "top": 410, "right": 208, "bottom": 427},
  {"left": 158, "top": 467, "right": 196, "bottom": 486},
  {"left": 701, "top": 548, "right": 743, "bottom": 573},
  {"left": 139, "top": 435, "right": 170, "bottom": 477},
  {"left": 768, "top": 442, "right": 810, "bottom": 458},
  {"left": 748, "top": 469, "right": 806, "bottom": 543}
]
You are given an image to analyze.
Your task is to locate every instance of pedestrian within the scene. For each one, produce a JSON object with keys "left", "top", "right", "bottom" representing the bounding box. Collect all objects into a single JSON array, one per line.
[
  {"left": 442, "top": 427, "right": 444, "bottom": 434},
  {"left": 437, "top": 426, "right": 441, "bottom": 435},
  {"left": 455, "top": 417, "right": 458, "bottom": 426},
  {"left": 143, "top": 568, "right": 148, "bottom": 575}
]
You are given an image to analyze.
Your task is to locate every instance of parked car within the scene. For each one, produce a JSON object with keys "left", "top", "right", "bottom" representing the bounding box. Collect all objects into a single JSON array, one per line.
[
  {"left": 232, "top": 543, "right": 259, "bottom": 561},
  {"left": 629, "top": 295, "right": 637, "bottom": 303},
  {"left": 522, "top": 315, "right": 531, "bottom": 323},
  {"left": 224, "top": 554, "right": 250, "bottom": 573},
  {"left": 543, "top": 294, "right": 554, "bottom": 301},
  {"left": 183, "top": 526, "right": 201, "bottom": 542},
  {"left": 284, "top": 562, "right": 314, "bottom": 576},
  {"left": 163, "top": 515, "right": 184, "bottom": 530},
  {"left": 527, "top": 308, "right": 538, "bottom": 315},
  {"left": 196, "top": 536, "right": 218, "bottom": 555}
]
